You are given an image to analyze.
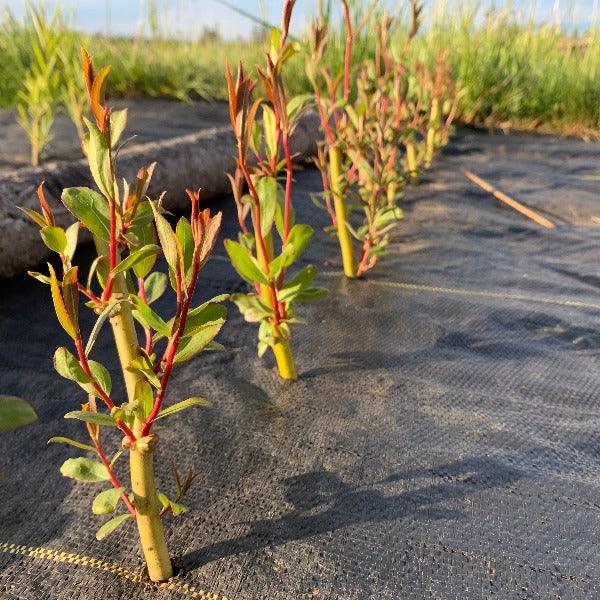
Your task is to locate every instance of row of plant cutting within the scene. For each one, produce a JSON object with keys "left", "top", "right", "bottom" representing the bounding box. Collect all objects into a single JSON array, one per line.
[{"left": 2, "top": 0, "right": 458, "bottom": 584}]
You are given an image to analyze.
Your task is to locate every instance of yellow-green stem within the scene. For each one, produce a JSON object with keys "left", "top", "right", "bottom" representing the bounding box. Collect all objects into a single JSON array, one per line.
[
  {"left": 405, "top": 138, "right": 418, "bottom": 183},
  {"left": 329, "top": 146, "right": 356, "bottom": 278},
  {"left": 129, "top": 431, "right": 173, "bottom": 583},
  {"left": 254, "top": 232, "right": 298, "bottom": 380},
  {"left": 387, "top": 181, "right": 398, "bottom": 206},
  {"left": 272, "top": 336, "right": 297, "bottom": 380},
  {"left": 99, "top": 245, "right": 173, "bottom": 583},
  {"left": 426, "top": 97, "right": 440, "bottom": 167}
]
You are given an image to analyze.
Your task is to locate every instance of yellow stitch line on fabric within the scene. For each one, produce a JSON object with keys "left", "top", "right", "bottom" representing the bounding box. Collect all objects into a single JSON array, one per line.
[
  {"left": 0, "top": 541, "right": 229, "bottom": 600},
  {"left": 320, "top": 271, "right": 600, "bottom": 311}
]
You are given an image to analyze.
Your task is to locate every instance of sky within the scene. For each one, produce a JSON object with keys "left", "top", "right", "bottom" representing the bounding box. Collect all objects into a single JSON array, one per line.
[{"left": 0, "top": 1, "right": 595, "bottom": 39}]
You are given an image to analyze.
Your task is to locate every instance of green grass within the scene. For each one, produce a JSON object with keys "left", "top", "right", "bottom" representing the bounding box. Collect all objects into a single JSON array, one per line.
[{"left": 0, "top": 2, "right": 599, "bottom": 136}]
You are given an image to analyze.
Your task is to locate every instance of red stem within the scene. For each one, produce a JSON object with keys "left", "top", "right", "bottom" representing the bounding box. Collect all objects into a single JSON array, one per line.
[
  {"left": 92, "top": 437, "right": 136, "bottom": 516},
  {"left": 74, "top": 337, "right": 136, "bottom": 443},
  {"left": 141, "top": 255, "right": 202, "bottom": 436}
]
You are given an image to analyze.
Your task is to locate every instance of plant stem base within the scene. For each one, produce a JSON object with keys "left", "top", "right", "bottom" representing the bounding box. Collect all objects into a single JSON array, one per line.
[
  {"left": 130, "top": 444, "right": 173, "bottom": 583},
  {"left": 329, "top": 146, "right": 356, "bottom": 278},
  {"left": 273, "top": 338, "right": 297, "bottom": 380}
]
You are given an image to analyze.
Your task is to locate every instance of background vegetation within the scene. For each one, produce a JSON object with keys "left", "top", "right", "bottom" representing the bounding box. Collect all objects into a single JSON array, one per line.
[{"left": 0, "top": 1, "right": 598, "bottom": 137}]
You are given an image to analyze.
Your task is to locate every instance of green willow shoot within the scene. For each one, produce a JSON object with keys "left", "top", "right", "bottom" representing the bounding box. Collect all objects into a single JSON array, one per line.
[
  {"left": 225, "top": 0, "right": 325, "bottom": 381},
  {"left": 22, "top": 50, "right": 226, "bottom": 583}
]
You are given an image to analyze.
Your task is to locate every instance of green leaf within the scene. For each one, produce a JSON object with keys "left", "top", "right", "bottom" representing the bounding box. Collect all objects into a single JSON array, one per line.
[
  {"left": 285, "top": 224, "right": 313, "bottom": 262},
  {"left": 40, "top": 226, "right": 67, "bottom": 254},
  {"left": 0, "top": 396, "right": 37, "bottom": 432},
  {"left": 174, "top": 320, "right": 225, "bottom": 364},
  {"left": 114, "top": 245, "right": 161, "bottom": 274},
  {"left": 62, "top": 187, "right": 110, "bottom": 241},
  {"left": 48, "top": 264, "right": 78, "bottom": 340},
  {"left": 150, "top": 201, "right": 179, "bottom": 273},
  {"left": 110, "top": 108, "right": 128, "bottom": 147},
  {"left": 277, "top": 265, "right": 317, "bottom": 302},
  {"left": 157, "top": 492, "right": 187, "bottom": 517},
  {"left": 64, "top": 222, "right": 79, "bottom": 262},
  {"left": 230, "top": 293, "right": 275, "bottom": 323},
  {"left": 296, "top": 287, "right": 328, "bottom": 302},
  {"left": 262, "top": 105, "right": 277, "bottom": 162},
  {"left": 92, "top": 487, "right": 124, "bottom": 515},
  {"left": 184, "top": 302, "right": 227, "bottom": 337},
  {"left": 134, "top": 379, "right": 154, "bottom": 420},
  {"left": 374, "top": 206, "right": 404, "bottom": 229},
  {"left": 85, "top": 117, "right": 114, "bottom": 199},
  {"left": 18, "top": 206, "right": 47, "bottom": 228},
  {"left": 60, "top": 457, "right": 110, "bottom": 482},
  {"left": 144, "top": 272, "right": 168, "bottom": 304},
  {"left": 224, "top": 239, "right": 269, "bottom": 285},
  {"left": 95, "top": 513, "right": 132, "bottom": 540},
  {"left": 131, "top": 296, "right": 171, "bottom": 337},
  {"left": 255, "top": 176, "right": 278, "bottom": 235},
  {"left": 88, "top": 361, "right": 112, "bottom": 396},
  {"left": 54, "top": 346, "right": 92, "bottom": 386},
  {"left": 47, "top": 436, "right": 95, "bottom": 452},
  {"left": 155, "top": 397, "right": 210, "bottom": 420},
  {"left": 65, "top": 410, "right": 116, "bottom": 427},
  {"left": 176, "top": 217, "right": 195, "bottom": 282},
  {"left": 85, "top": 299, "right": 121, "bottom": 356},
  {"left": 287, "top": 94, "right": 311, "bottom": 120}
]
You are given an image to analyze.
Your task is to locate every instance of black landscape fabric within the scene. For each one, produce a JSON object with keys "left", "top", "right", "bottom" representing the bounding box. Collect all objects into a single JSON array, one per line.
[{"left": 1, "top": 130, "right": 600, "bottom": 599}]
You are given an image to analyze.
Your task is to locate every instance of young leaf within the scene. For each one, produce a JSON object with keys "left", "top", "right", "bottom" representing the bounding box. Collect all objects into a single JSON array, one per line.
[
  {"left": 157, "top": 492, "right": 187, "bottom": 517},
  {"left": 176, "top": 217, "right": 194, "bottom": 282},
  {"left": 174, "top": 320, "right": 225, "bottom": 364},
  {"left": 40, "top": 226, "right": 67, "bottom": 254},
  {"left": 150, "top": 201, "right": 179, "bottom": 273},
  {"left": 131, "top": 296, "right": 171, "bottom": 337},
  {"left": 0, "top": 396, "right": 37, "bottom": 432},
  {"left": 224, "top": 239, "right": 269, "bottom": 285},
  {"left": 134, "top": 379, "right": 154, "bottom": 420},
  {"left": 85, "top": 117, "right": 114, "bottom": 199},
  {"left": 64, "top": 222, "right": 80, "bottom": 263},
  {"left": 114, "top": 245, "right": 161, "bottom": 274},
  {"left": 230, "top": 293, "right": 275, "bottom": 322},
  {"left": 255, "top": 176, "right": 278, "bottom": 235},
  {"left": 88, "top": 361, "right": 112, "bottom": 395},
  {"left": 92, "top": 487, "right": 124, "bottom": 515},
  {"left": 54, "top": 347, "right": 91, "bottom": 386},
  {"left": 95, "top": 513, "right": 133, "bottom": 540},
  {"left": 62, "top": 187, "right": 110, "bottom": 241},
  {"left": 64, "top": 410, "right": 117, "bottom": 428},
  {"left": 19, "top": 206, "right": 48, "bottom": 229},
  {"left": 60, "top": 457, "right": 110, "bottom": 482},
  {"left": 184, "top": 302, "right": 227, "bottom": 337},
  {"left": 155, "top": 397, "right": 210, "bottom": 420},
  {"left": 143, "top": 272, "right": 168, "bottom": 304},
  {"left": 48, "top": 265, "right": 78, "bottom": 340},
  {"left": 277, "top": 265, "right": 317, "bottom": 302},
  {"left": 47, "top": 436, "right": 95, "bottom": 452},
  {"left": 110, "top": 108, "right": 128, "bottom": 147},
  {"left": 262, "top": 105, "right": 278, "bottom": 161},
  {"left": 285, "top": 224, "right": 313, "bottom": 262},
  {"left": 85, "top": 299, "right": 121, "bottom": 356}
]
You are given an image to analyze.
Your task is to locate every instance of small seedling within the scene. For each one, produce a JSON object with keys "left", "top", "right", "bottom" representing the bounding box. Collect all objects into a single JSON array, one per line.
[
  {"left": 224, "top": 0, "right": 325, "bottom": 380},
  {"left": 23, "top": 50, "right": 226, "bottom": 583},
  {"left": 308, "top": 2, "right": 407, "bottom": 277},
  {"left": 16, "top": 3, "right": 63, "bottom": 166}
]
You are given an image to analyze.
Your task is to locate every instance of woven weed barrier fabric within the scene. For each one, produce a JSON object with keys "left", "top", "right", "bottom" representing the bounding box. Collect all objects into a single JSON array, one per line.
[{"left": 1, "top": 130, "right": 600, "bottom": 599}]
